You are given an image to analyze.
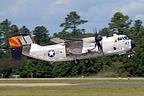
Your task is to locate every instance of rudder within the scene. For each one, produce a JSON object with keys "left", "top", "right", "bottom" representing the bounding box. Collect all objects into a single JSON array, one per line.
[{"left": 8, "top": 37, "right": 23, "bottom": 60}]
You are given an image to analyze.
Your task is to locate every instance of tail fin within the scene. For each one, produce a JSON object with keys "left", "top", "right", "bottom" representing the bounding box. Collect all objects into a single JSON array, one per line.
[
  {"left": 8, "top": 37, "right": 23, "bottom": 60},
  {"left": 8, "top": 35, "right": 36, "bottom": 60}
]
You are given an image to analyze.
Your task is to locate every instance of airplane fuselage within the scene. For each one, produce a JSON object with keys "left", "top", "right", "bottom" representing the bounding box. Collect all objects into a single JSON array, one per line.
[{"left": 24, "top": 35, "right": 133, "bottom": 62}]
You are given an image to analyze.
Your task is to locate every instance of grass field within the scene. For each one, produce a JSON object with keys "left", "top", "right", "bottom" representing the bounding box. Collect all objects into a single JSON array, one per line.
[
  {"left": 0, "top": 86, "right": 144, "bottom": 96},
  {"left": 0, "top": 79, "right": 144, "bottom": 96}
]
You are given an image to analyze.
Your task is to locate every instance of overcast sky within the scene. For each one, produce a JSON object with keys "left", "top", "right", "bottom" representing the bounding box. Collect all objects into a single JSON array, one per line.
[{"left": 0, "top": 0, "right": 144, "bottom": 35}]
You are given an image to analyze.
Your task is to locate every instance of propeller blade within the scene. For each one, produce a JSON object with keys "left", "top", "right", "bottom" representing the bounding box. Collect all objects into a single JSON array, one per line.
[
  {"left": 97, "top": 41, "right": 104, "bottom": 55},
  {"left": 93, "top": 28, "right": 104, "bottom": 55},
  {"left": 93, "top": 28, "right": 98, "bottom": 41},
  {"left": 93, "top": 28, "right": 98, "bottom": 48}
]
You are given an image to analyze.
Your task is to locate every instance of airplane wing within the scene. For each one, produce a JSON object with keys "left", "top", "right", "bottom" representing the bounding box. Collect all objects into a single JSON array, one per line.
[
  {"left": 50, "top": 37, "right": 65, "bottom": 43},
  {"left": 51, "top": 38, "right": 83, "bottom": 54},
  {"left": 61, "top": 38, "right": 82, "bottom": 44},
  {"left": 51, "top": 38, "right": 82, "bottom": 43}
]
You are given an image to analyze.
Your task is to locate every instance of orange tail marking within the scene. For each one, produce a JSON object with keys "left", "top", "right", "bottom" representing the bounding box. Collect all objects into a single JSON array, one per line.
[
  {"left": 8, "top": 37, "right": 22, "bottom": 48},
  {"left": 31, "top": 36, "right": 36, "bottom": 43}
]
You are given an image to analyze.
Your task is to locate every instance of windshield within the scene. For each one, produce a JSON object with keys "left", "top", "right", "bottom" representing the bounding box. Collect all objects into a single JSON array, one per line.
[{"left": 118, "top": 36, "right": 129, "bottom": 41}]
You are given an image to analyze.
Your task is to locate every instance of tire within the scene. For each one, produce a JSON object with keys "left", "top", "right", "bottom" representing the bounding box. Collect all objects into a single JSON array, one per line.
[
  {"left": 73, "top": 59, "right": 79, "bottom": 65},
  {"left": 84, "top": 59, "right": 90, "bottom": 64}
]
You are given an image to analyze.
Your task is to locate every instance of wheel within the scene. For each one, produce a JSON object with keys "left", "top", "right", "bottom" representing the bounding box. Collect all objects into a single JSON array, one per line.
[
  {"left": 73, "top": 59, "right": 79, "bottom": 65},
  {"left": 84, "top": 59, "right": 90, "bottom": 64}
]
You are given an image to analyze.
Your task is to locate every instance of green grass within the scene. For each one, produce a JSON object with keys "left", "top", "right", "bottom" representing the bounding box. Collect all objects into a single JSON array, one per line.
[
  {"left": 0, "top": 86, "right": 144, "bottom": 96},
  {"left": 0, "top": 79, "right": 144, "bottom": 96},
  {"left": 0, "top": 79, "right": 144, "bottom": 84}
]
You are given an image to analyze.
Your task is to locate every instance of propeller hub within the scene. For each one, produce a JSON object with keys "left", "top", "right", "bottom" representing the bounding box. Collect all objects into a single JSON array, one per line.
[
  {"left": 97, "top": 35, "right": 102, "bottom": 41},
  {"left": 131, "top": 40, "right": 136, "bottom": 49}
]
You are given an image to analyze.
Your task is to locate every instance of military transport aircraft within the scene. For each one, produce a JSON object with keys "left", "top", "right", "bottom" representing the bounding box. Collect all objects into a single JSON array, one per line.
[{"left": 8, "top": 33, "right": 135, "bottom": 64}]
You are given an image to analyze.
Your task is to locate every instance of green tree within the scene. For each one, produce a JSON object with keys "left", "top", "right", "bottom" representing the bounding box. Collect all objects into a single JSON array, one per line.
[
  {"left": 19, "top": 26, "right": 31, "bottom": 35},
  {"left": 0, "top": 19, "right": 11, "bottom": 49},
  {"left": 130, "top": 20, "right": 143, "bottom": 40},
  {"left": 60, "top": 11, "right": 88, "bottom": 38},
  {"left": 109, "top": 12, "right": 132, "bottom": 35},
  {"left": 53, "top": 31, "right": 71, "bottom": 38},
  {"left": 98, "top": 27, "right": 114, "bottom": 37},
  {"left": 9, "top": 25, "right": 19, "bottom": 35},
  {"left": 52, "top": 62, "right": 73, "bottom": 77},
  {"left": 33, "top": 26, "right": 50, "bottom": 45},
  {"left": 134, "top": 19, "right": 143, "bottom": 32},
  {"left": 19, "top": 59, "right": 52, "bottom": 78}
]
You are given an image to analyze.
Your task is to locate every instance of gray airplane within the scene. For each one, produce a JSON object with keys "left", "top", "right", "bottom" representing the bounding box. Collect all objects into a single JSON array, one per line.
[{"left": 8, "top": 33, "right": 135, "bottom": 64}]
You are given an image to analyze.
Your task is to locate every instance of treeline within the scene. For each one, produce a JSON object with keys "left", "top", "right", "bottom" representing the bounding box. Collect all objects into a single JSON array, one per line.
[{"left": 0, "top": 12, "right": 144, "bottom": 78}]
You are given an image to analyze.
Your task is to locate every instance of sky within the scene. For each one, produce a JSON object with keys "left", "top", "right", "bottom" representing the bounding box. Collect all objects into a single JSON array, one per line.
[{"left": 0, "top": 0, "right": 144, "bottom": 35}]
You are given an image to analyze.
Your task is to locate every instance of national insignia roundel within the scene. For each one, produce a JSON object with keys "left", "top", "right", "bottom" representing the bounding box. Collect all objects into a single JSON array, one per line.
[{"left": 48, "top": 50, "right": 55, "bottom": 57}]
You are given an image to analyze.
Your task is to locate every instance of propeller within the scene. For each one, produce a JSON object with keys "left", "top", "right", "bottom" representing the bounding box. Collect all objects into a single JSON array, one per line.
[
  {"left": 105, "top": 28, "right": 109, "bottom": 37},
  {"left": 93, "top": 28, "right": 104, "bottom": 55},
  {"left": 128, "top": 40, "right": 136, "bottom": 58}
]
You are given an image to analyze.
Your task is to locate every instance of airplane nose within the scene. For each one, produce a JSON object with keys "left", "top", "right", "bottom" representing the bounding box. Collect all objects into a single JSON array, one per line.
[{"left": 131, "top": 40, "right": 136, "bottom": 49}]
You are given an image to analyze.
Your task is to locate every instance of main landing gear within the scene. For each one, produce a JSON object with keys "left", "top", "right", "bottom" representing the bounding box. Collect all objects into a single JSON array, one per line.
[
  {"left": 72, "top": 59, "right": 90, "bottom": 65},
  {"left": 72, "top": 59, "right": 79, "bottom": 65},
  {"left": 84, "top": 59, "right": 90, "bottom": 64}
]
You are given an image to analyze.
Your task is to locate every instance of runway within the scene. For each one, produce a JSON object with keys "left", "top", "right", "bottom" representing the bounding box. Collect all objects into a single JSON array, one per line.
[
  {"left": 0, "top": 83, "right": 144, "bottom": 87},
  {"left": 1, "top": 77, "right": 144, "bottom": 80},
  {"left": 0, "top": 78, "right": 144, "bottom": 87}
]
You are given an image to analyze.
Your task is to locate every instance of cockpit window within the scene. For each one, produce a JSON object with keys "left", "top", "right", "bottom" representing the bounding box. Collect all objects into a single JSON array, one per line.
[
  {"left": 124, "top": 36, "right": 129, "bottom": 40},
  {"left": 118, "top": 36, "right": 129, "bottom": 41}
]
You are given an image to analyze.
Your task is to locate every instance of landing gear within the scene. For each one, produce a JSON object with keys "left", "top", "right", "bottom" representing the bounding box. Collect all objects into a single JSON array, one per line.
[
  {"left": 73, "top": 59, "right": 79, "bottom": 65},
  {"left": 72, "top": 59, "right": 90, "bottom": 65},
  {"left": 84, "top": 59, "right": 90, "bottom": 64}
]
